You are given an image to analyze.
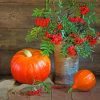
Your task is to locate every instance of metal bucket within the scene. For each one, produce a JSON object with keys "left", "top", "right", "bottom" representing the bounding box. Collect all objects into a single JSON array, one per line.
[{"left": 54, "top": 44, "right": 79, "bottom": 85}]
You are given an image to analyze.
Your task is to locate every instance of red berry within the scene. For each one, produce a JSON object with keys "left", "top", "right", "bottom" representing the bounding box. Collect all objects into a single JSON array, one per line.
[
  {"left": 74, "top": 37, "right": 84, "bottom": 45},
  {"left": 80, "top": 6, "right": 90, "bottom": 15},
  {"left": 35, "top": 18, "right": 50, "bottom": 27},
  {"left": 86, "top": 35, "right": 98, "bottom": 46},
  {"left": 96, "top": 32, "right": 100, "bottom": 36},
  {"left": 45, "top": 31, "right": 52, "bottom": 38},
  {"left": 89, "top": 37, "right": 98, "bottom": 46},
  {"left": 51, "top": 33, "right": 62, "bottom": 45},
  {"left": 68, "top": 17, "right": 85, "bottom": 24},
  {"left": 26, "top": 88, "right": 42, "bottom": 96},
  {"left": 57, "top": 24, "right": 63, "bottom": 30},
  {"left": 69, "top": 33, "right": 78, "bottom": 38},
  {"left": 67, "top": 46, "right": 77, "bottom": 56}
]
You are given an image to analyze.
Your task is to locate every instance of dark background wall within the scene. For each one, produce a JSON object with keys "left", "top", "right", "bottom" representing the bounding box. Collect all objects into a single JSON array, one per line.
[{"left": 0, "top": 0, "right": 100, "bottom": 75}]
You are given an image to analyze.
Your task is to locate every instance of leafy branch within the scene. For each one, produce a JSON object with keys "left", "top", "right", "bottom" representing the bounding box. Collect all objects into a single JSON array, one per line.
[
  {"left": 25, "top": 27, "right": 43, "bottom": 42},
  {"left": 41, "top": 40, "right": 54, "bottom": 56}
]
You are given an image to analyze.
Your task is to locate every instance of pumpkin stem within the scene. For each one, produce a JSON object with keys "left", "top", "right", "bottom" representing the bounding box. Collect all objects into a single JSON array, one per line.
[
  {"left": 24, "top": 49, "right": 32, "bottom": 57},
  {"left": 68, "top": 87, "right": 73, "bottom": 93}
]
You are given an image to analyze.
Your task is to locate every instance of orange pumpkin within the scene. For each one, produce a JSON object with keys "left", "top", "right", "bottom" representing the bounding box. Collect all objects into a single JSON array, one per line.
[
  {"left": 68, "top": 69, "right": 96, "bottom": 92},
  {"left": 11, "top": 48, "right": 51, "bottom": 84}
]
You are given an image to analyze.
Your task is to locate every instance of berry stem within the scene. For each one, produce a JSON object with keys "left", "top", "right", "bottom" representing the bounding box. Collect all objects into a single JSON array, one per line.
[{"left": 46, "top": 0, "right": 49, "bottom": 10}]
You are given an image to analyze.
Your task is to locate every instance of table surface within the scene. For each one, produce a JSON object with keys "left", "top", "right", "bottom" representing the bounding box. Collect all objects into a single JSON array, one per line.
[{"left": 0, "top": 76, "right": 100, "bottom": 100}]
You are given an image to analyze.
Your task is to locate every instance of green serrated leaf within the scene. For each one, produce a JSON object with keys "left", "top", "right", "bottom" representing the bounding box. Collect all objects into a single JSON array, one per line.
[
  {"left": 25, "top": 27, "right": 43, "bottom": 42},
  {"left": 32, "top": 8, "right": 45, "bottom": 17},
  {"left": 76, "top": 41, "right": 92, "bottom": 58},
  {"left": 44, "top": 8, "right": 52, "bottom": 17},
  {"left": 40, "top": 40, "right": 54, "bottom": 56}
]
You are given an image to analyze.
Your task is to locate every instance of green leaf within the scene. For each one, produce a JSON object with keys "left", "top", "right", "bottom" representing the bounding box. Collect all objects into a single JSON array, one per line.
[
  {"left": 32, "top": 8, "right": 45, "bottom": 17},
  {"left": 25, "top": 27, "right": 43, "bottom": 42},
  {"left": 40, "top": 82, "right": 51, "bottom": 93},
  {"left": 83, "top": 12, "right": 97, "bottom": 24},
  {"left": 76, "top": 42, "right": 92, "bottom": 58},
  {"left": 87, "top": 1, "right": 96, "bottom": 10},
  {"left": 44, "top": 8, "right": 52, "bottom": 17},
  {"left": 58, "top": 0, "right": 63, "bottom": 8},
  {"left": 41, "top": 40, "right": 54, "bottom": 56}
]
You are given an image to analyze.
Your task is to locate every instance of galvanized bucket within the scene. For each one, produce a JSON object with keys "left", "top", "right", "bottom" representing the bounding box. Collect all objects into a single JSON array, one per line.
[{"left": 54, "top": 44, "right": 79, "bottom": 85}]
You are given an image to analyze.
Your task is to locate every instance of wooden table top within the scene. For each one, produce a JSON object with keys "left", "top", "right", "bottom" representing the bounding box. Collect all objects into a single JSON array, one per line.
[{"left": 0, "top": 76, "right": 100, "bottom": 100}]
